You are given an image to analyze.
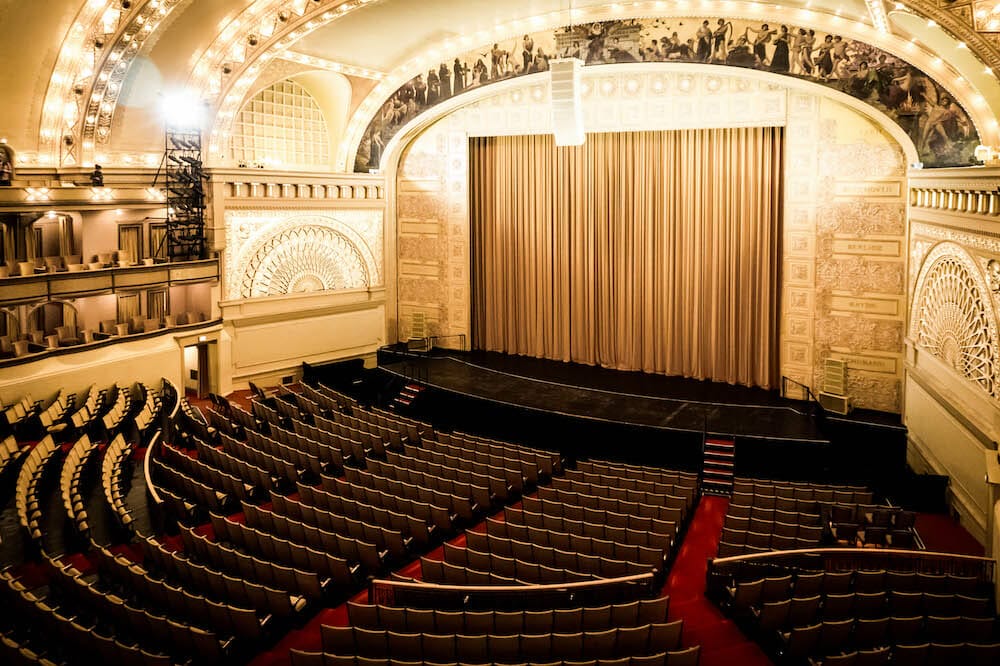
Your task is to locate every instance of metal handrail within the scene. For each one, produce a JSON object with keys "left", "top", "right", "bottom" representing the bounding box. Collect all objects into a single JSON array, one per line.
[
  {"left": 706, "top": 547, "right": 995, "bottom": 599},
  {"left": 370, "top": 572, "right": 657, "bottom": 609},
  {"left": 781, "top": 375, "right": 820, "bottom": 404}
]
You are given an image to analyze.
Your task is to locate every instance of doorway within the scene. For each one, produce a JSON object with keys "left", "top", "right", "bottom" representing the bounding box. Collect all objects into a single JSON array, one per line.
[{"left": 183, "top": 341, "right": 216, "bottom": 399}]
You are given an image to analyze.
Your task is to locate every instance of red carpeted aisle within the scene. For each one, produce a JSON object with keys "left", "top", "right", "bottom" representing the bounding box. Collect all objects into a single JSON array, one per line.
[{"left": 665, "top": 496, "right": 774, "bottom": 666}]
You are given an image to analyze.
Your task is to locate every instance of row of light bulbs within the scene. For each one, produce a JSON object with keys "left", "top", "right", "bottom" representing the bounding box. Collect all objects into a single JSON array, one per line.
[{"left": 34, "top": 0, "right": 1000, "bottom": 169}]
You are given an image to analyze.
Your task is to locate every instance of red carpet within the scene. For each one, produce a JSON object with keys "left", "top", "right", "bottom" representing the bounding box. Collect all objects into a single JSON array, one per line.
[
  {"left": 915, "top": 511, "right": 985, "bottom": 556},
  {"left": 665, "top": 496, "right": 774, "bottom": 666}
]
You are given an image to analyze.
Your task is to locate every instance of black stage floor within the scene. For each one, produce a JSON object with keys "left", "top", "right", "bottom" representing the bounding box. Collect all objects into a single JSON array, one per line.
[{"left": 373, "top": 346, "right": 907, "bottom": 480}]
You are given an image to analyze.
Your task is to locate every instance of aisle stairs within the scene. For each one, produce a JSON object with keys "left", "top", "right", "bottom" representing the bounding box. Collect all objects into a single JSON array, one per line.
[{"left": 702, "top": 437, "right": 735, "bottom": 496}]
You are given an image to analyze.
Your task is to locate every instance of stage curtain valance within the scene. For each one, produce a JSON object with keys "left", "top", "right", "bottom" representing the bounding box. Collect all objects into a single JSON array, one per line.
[{"left": 470, "top": 127, "right": 782, "bottom": 389}]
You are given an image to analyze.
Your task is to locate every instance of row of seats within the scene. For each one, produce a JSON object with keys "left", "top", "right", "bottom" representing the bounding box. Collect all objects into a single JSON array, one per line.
[
  {"left": 368, "top": 458, "right": 492, "bottom": 524},
  {"left": 140, "top": 535, "right": 306, "bottom": 618},
  {"left": 388, "top": 448, "right": 513, "bottom": 505},
  {"left": 522, "top": 495, "right": 678, "bottom": 537},
  {"left": 378, "top": 452, "right": 494, "bottom": 512},
  {"left": 179, "top": 524, "right": 326, "bottom": 600},
  {"left": 242, "top": 500, "right": 387, "bottom": 576},
  {"left": 729, "top": 575, "right": 993, "bottom": 617},
  {"left": 442, "top": 543, "right": 598, "bottom": 584},
  {"left": 95, "top": 545, "right": 264, "bottom": 642},
  {"left": 433, "top": 430, "right": 562, "bottom": 480},
  {"left": 300, "top": 480, "right": 437, "bottom": 550},
  {"left": 407, "top": 439, "right": 526, "bottom": 497},
  {"left": 319, "top": 622, "right": 688, "bottom": 662},
  {"left": 344, "top": 465, "right": 474, "bottom": 527},
  {"left": 576, "top": 459, "right": 699, "bottom": 488},
  {"left": 322, "top": 473, "right": 453, "bottom": 536},
  {"left": 270, "top": 492, "right": 410, "bottom": 564},
  {"left": 486, "top": 518, "right": 666, "bottom": 569},
  {"left": 15, "top": 435, "right": 60, "bottom": 541},
  {"left": 460, "top": 533, "right": 652, "bottom": 579},
  {"left": 59, "top": 433, "right": 101, "bottom": 534},
  {"left": 538, "top": 486, "right": 682, "bottom": 524},
  {"left": 504, "top": 507, "right": 675, "bottom": 551},
  {"left": 209, "top": 511, "right": 360, "bottom": 597},
  {"left": 290, "top": 653, "right": 699, "bottom": 666},
  {"left": 550, "top": 476, "right": 689, "bottom": 521},
  {"left": 345, "top": 598, "right": 671, "bottom": 634},
  {"left": 564, "top": 469, "right": 697, "bottom": 508},
  {"left": 779, "top": 623, "right": 999, "bottom": 665}
]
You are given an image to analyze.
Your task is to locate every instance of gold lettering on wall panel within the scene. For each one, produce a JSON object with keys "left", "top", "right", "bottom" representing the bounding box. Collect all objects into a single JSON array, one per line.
[
  {"left": 828, "top": 295, "right": 900, "bottom": 316},
  {"left": 833, "top": 180, "right": 903, "bottom": 198},
  {"left": 828, "top": 352, "right": 899, "bottom": 374},
  {"left": 830, "top": 238, "right": 901, "bottom": 257}
]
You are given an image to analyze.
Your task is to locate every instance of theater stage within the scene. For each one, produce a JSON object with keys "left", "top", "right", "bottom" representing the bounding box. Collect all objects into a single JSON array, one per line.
[{"left": 371, "top": 346, "right": 906, "bottom": 483}]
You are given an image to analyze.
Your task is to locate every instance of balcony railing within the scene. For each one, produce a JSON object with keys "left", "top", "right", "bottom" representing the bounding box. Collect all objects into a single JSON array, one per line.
[
  {"left": 0, "top": 258, "right": 219, "bottom": 305},
  {"left": 0, "top": 318, "right": 221, "bottom": 369}
]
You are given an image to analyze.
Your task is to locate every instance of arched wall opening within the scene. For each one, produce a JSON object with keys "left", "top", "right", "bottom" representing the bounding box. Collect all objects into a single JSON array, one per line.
[{"left": 382, "top": 63, "right": 911, "bottom": 414}]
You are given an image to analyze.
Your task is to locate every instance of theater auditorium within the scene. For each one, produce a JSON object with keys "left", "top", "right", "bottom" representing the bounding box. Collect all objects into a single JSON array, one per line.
[{"left": 0, "top": 1, "right": 999, "bottom": 664}]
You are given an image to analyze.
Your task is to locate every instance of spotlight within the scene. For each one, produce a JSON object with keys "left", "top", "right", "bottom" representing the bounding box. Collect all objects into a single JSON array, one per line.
[{"left": 160, "top": 91, "right": 206, "bottom": 131}]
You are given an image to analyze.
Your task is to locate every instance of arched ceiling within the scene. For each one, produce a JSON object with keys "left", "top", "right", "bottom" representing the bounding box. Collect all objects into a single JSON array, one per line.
[{"left": 1, "top": 0, "right": 999, "bottom": 169}]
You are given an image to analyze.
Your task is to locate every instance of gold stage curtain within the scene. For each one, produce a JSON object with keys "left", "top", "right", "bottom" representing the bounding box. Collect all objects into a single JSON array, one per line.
[{"left": 470, "top": 128, "right": 783, "bottom": 389}]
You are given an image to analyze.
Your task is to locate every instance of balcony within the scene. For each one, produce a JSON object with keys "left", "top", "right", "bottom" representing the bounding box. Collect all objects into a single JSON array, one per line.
[{"left": 0, "top": 258, "right": 219, "bottom": 306}]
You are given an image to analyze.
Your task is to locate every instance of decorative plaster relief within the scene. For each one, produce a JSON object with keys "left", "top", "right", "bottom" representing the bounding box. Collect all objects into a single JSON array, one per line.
[
  {"left": 910, "top": 242, "right": 999, "bottom": 400},
  {"left": 225, "top": 209, "right": 383, "bottom": 300}
]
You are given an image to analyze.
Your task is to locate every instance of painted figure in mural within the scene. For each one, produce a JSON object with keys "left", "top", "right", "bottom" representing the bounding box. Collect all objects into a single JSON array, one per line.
[
  {"left": 830, "top": 36, "right": 848, "bottom": 77},
  {"left": 413, "top": 74, "right": 426, "bottom": 106},
  {"left": 586, "top": 22, "right": 610, "bottom": 64},
  {"left": 696, "top": 20, "right": 712, "bottom": 62},
  {"left": 473, "top": 58, "right": 488, "bottom": 85},
  {"left": 711, "top": 19, "right": 731, "bottom": 62},
  {"left": 770, "top": 25, "right": 790, "bottom": 72},
  {"left": 439, "top": 63, "right": 451, "bottom": 99},
  {"left": 453, "top": 58, "right": 466, "bottom": 94},
  {"left": 490, "top": 43, "right": 503, "bottom": 79},
  {"left": 726, "top": 35, "right": 757, "bottom": 67},
  {"left": 816, "top": 34, "right": 834, "bottom": 80},
  {"left": 643, "top": 39, "right": 661, "bottom": 61},
  {"left": 428, "top": 69, "right": 442, "bottom": 105},
  {"left": 535, "top": 49, "right": 550, "bottom": 71},
  {"left": 919, "top": 94, "right": 971, "bottom": 160},
  {"left": 746, "top": 24, "right": 776, "bottom": 67},
  {"left": 522, "top": 34, "right": 535, "bottom": 73}
]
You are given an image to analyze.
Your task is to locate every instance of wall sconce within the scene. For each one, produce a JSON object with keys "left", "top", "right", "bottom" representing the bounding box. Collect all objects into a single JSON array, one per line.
[{"left": 974, "top": 144, "right": 1000, "bottom": 165}]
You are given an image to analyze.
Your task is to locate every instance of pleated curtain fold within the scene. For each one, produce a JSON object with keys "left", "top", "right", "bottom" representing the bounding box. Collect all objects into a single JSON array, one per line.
[{"left": 470, "top": 127, "right": 782, "bottom": 389}]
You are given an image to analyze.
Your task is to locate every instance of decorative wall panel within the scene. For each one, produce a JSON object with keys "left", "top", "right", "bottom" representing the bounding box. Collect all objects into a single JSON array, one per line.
[
  {"left": 910, "top": 242, "right": 999, "bottom": 399},
  {"left": 225, "top": 210, "right": 383, "bottom": 300}
]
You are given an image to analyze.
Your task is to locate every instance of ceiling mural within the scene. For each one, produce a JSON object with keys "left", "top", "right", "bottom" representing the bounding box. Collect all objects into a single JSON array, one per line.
[{"left": 354, "top": 17, "right": 980, "bottom": 172}]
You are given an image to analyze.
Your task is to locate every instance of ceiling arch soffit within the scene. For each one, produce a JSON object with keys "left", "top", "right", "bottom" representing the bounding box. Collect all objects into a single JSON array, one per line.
[{"left": 38, "top": 2, "right": 999, "bottom": 164}]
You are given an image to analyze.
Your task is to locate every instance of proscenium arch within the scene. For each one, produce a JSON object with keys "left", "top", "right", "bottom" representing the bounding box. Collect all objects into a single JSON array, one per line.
[{"left": 375, "top": 62, "right": 921, "bottom": 178}]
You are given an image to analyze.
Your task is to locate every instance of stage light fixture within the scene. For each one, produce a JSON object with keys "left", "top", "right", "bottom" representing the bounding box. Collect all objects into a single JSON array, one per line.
[{"left": 160, "top": 91, "right": 206, "bottom": 131}]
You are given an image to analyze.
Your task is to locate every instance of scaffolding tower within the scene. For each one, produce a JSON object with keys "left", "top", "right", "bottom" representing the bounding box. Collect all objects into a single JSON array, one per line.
[{"left": 160, "top": 128, "right": 206, "bottom": 261}]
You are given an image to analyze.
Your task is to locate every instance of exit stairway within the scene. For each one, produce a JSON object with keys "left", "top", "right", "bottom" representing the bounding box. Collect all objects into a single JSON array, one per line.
[{"left": 702, "top": 437, "right": 735, "bottom": 496}]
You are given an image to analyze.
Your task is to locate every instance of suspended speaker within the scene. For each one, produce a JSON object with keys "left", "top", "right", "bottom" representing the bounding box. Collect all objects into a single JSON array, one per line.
[{"left": 550, "top": 58, "right": 585, "bottom": 146}]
